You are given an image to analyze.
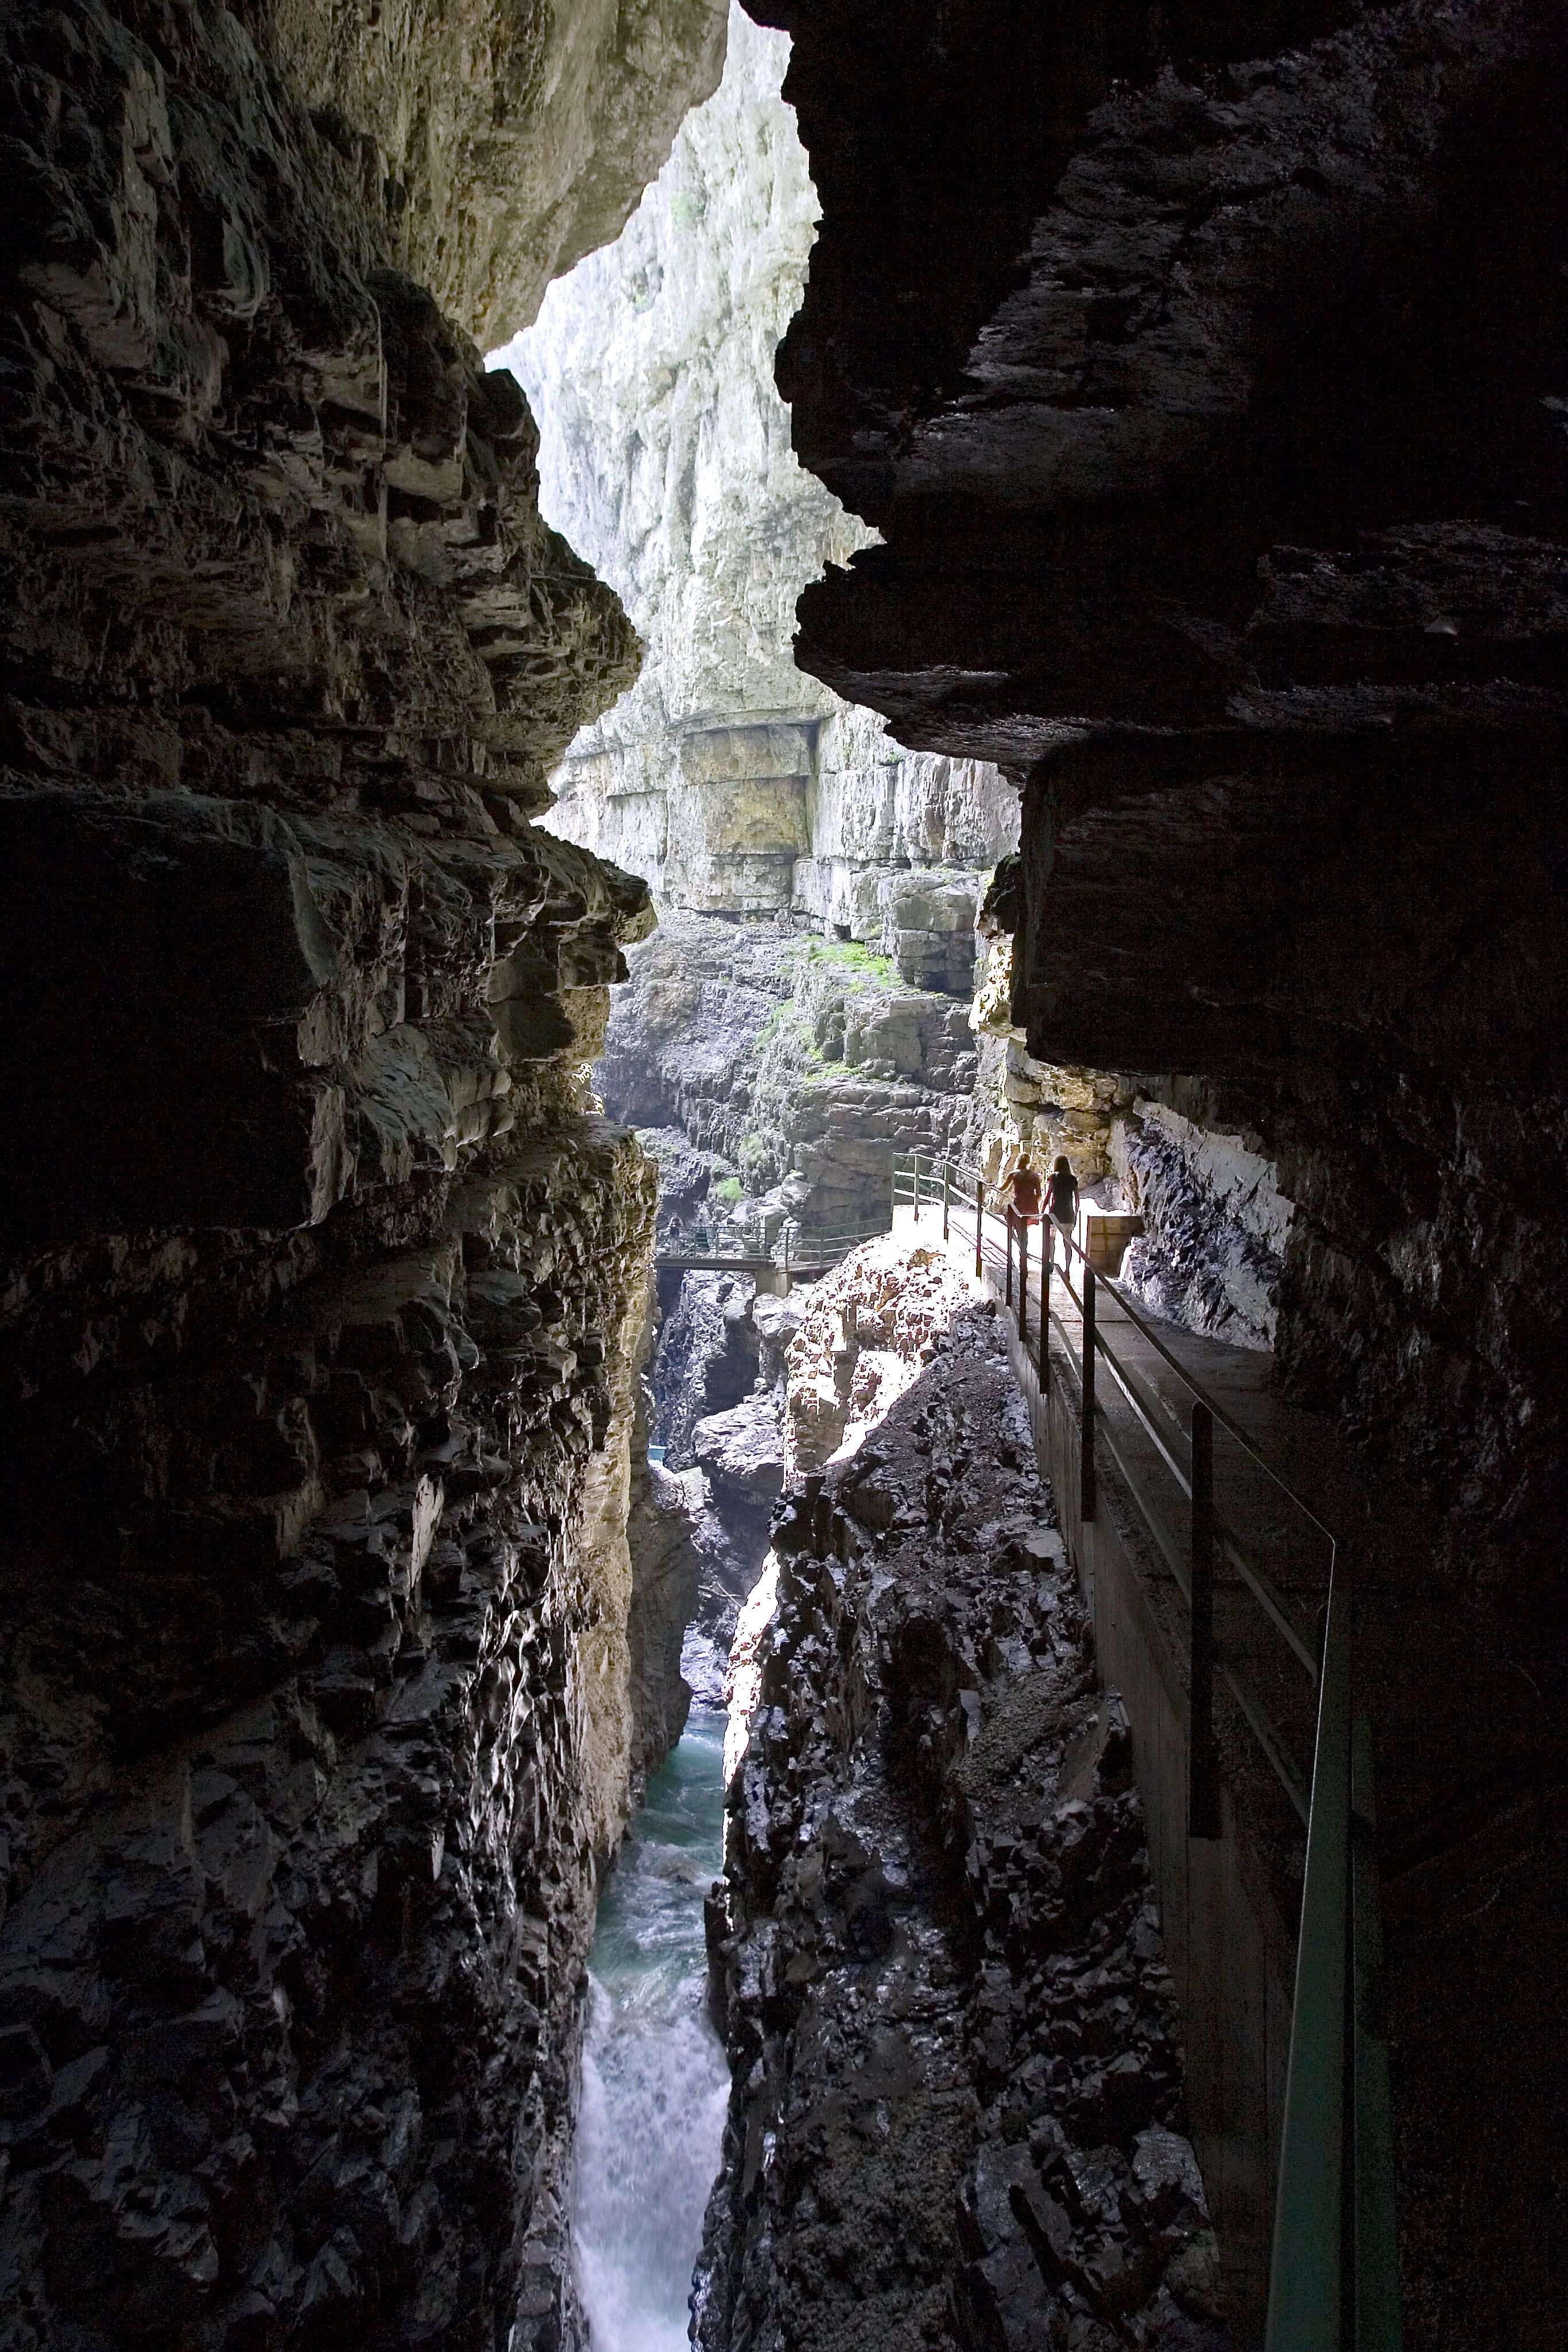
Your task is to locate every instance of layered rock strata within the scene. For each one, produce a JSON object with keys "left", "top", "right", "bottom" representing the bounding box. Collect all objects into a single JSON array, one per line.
[
  {"left": 696, "top": 1286, "right": 1223, "bottom": 2351},
  {"left": 600, "top": 911, "right": 978, "bottom": 1237},
  {"left": 754, "top": 0, "right": 1568, "bottom": 1604},
  {"left": 0, "top": 0, "right": 726, "bottom": 2339}
]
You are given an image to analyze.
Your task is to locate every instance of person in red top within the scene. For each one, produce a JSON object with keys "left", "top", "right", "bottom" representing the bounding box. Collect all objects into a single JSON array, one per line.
[{"left": 1007, "top": 1162, "right": 1043, "bottom": 1223}]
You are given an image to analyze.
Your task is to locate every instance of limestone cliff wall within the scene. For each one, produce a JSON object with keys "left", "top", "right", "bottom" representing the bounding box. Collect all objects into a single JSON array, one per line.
[
  {"left": 495, "top": 5, "right": 869, "bottom": 756},
  {"left": 598, "top": 912, "right": 978, "bottom": 1235},
  {"left": 498, "top": 3, "right": 1018, "bottom": 955},
  {"left": 0, "top": 0, "right": 723, "bottom": 2340}
]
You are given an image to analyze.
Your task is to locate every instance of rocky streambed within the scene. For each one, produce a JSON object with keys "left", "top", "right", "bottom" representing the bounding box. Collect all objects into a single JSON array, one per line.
[{"left": 693, "top": 1273, "right": 1226, "bottom": 2352}]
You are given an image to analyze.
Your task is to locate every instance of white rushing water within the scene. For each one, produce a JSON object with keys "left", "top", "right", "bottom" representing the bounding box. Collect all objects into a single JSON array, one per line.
[{"left": 573, "top": 1705, "right": 730, "bottom": 2352}]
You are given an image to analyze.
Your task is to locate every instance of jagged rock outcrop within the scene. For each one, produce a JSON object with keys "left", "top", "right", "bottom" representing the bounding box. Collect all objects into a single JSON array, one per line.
[
  {"left": 271, "top": 0, "right": 727, "bottom": 346},
  {"left": 696, "top": 1289, "right": 1223, "bottom": 2351},
  {"left": 781, "top": 1232, "right": 973, "bottom": 1473},
  {"left": 0, "top": 0, "right": 726, "bottom": 2339},
  {"left": 754, "top": 0, "right": 1568, "bottom": 1617}
]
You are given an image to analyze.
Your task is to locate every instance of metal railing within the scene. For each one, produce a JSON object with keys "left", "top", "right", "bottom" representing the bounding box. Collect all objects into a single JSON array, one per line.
[{"left": 890, "top": 1151, "right": 1403, "bottom": 2352}]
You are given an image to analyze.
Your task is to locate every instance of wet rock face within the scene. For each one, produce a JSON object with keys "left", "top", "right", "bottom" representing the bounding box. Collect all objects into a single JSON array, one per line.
[
  {"left": 0, "top": 0, "right": 724, "bottom": 2337},
  {"left": 696, "top": 1299, "right": 1222, "bottom": 2351},
  {"left": 1112, "top": 1103, "right": 1293, "bottom": 1356},
  {"left": 645, "top": 1271, "right": 795, "bottom": 1660},
  {"left": 753, "top": 0, "right": 1568, "bottom": 1605},
  {"left": 652, "top": 1270, "right": 764, "bottom": 1471},
  {"left": 0, "top": 1127, "right": 659, "bottom": 2349}
]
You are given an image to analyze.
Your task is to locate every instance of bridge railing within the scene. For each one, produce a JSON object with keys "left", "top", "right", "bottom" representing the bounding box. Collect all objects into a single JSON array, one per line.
[
  {"left": 655, "top": 1216, "right": 891, "bottom": 1272},
  {"left": 889, "top": 1150, "right": 1403, "bottom": 2352}
]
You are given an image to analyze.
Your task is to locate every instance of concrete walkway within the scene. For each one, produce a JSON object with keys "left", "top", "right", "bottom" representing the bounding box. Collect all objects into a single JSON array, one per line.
[{"left": 893, "top": 1198, "right": 1568, "bottom": 2352}]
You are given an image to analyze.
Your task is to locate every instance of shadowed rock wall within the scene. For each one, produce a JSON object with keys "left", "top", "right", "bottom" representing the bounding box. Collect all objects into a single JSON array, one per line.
[
  {"left": 0, "top": 0, "right": 725, "bottom": 2341},
  {"left": 698, "top": 1283, "right": 1223, "bottom": 2351},
  {"left": 751, "top": 0, "right": 1568, "bottom": 1612}
]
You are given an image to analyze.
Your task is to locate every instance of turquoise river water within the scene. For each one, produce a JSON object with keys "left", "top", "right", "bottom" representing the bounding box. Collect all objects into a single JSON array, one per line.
[{"left": 572, "top": 1705, "right": 730, "bottom": 2351}]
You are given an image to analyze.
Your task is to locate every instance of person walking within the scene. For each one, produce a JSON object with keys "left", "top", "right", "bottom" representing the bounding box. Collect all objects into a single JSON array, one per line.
[
  {"left": 1046, "top": 1153, "right": 1078, "bottom": 1265},
  {"left": 1007, "top": 1161, "right": 1043, "bottom": 1224}
]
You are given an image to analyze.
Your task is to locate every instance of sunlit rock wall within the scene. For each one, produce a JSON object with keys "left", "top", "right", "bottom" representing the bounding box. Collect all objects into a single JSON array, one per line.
[
  {"left": 494, "top": 5, "right": 869, "bottom": 755},
  {"left": 495, "top": 3, "right": 1017, "bottom": 964}
]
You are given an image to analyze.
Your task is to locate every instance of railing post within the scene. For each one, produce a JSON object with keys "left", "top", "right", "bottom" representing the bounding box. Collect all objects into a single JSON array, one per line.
[
  {"left": 1039, "top": 1252, "right": 1051, "bottom": 1392},
  {"left": 942, "top": 1159, "right": 950, "bottom": 1241},
  {"left": 1265, "top": 1579, "right": 1351, "bottom": 2352},
  {"left": 1352, "top": 1713, "right": 1404, "bottom": 2352},
  {"left": 1080, "top": 1262, "right": 1097, "bottom": 1523},
  {"left": 974, "top": 1179, "right": 984, "bottom": 1279},
  {"left": 1188, "top": 1401, "right": 1220, "bottom": 1839},
  {"left": 1005, "top": 1207, "right": 1014, "bottom": 1307},
  {"left": 1018, "top": 1214, "right": 1029, "bottom": 1344},
  {"left": 912, "top": 1151, "right": 920, "bottom": 1225},
  {"left": 890, "top": 1158, "right": 897, "bottom": 1226}
]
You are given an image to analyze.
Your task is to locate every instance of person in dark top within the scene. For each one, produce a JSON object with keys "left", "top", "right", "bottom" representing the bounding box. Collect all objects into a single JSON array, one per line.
[{"left": 1046, "top": 1154, "right": 1078, "bottom": 1264}]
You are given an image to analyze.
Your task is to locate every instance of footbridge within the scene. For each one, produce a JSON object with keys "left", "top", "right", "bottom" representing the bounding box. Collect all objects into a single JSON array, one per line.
[{"left": 653, "top": 1222, "right": 888, "bottom": 1286}]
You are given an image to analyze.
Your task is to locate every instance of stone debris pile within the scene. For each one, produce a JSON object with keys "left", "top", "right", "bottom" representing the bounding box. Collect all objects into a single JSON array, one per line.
[
  {"left": 696, "top": 1290, "right": 1227, "bottom": 2351},
  {"left": 784, "top": 1232, "right": 975, "bottom": 1475}
]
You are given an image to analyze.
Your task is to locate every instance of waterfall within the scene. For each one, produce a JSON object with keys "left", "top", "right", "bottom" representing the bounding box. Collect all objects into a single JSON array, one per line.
[{"left": 574, "top": 1705, "right": 730, "bottom": 2350}]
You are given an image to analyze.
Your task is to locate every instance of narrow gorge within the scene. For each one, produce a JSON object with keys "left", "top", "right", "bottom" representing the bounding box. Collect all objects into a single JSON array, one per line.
[{"left": 1, "top": 6, "right": 1563, "bottom": 2352}]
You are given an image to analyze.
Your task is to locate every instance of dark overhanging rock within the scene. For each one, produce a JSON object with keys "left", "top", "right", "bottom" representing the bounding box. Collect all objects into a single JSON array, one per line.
[{"left": 748, "top": 0, "right": 1568, "bottom": 1618}]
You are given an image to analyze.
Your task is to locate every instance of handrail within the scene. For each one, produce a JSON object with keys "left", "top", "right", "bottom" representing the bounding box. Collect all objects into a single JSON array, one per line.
[
  {"left": 1052, "top": 1263, "right": 1320, "bottom": 1680},
  {"left": 890, "top": 1150, "right": 1402, "bottom": 2352},
  {"left": 925, "top": 1153, "right": 1337, "bottom": 1550}
]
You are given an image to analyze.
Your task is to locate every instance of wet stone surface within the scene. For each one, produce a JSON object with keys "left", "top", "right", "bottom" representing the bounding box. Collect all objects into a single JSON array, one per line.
[{"left": 695, "top": 1300, "right": 1226, "bottom": 2351}]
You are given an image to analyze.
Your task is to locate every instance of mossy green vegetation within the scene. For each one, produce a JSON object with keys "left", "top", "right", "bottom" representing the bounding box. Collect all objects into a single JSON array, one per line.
[{"left": 797, "top": 937, "right": 899, "bottom": 985}]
